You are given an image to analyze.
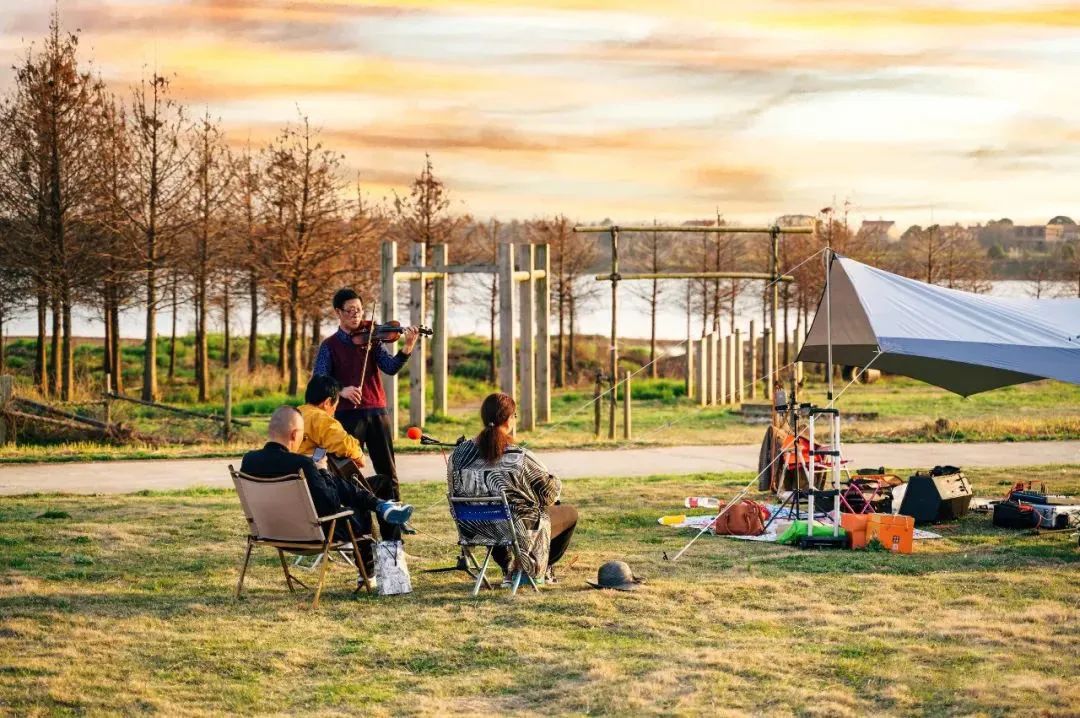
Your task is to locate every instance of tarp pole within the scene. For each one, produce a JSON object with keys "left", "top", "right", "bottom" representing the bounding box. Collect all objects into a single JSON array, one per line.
[{"left": 807, "top": 413, "right": 816, "bottom": 537}]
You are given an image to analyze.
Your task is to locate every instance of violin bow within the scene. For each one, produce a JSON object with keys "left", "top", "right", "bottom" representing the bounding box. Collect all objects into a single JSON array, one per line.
[{"left": 355, "top": 305, "right": 377, "bottom": 406}]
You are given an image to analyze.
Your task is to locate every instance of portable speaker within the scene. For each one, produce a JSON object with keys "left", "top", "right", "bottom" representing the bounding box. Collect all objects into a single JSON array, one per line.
[{"left": 898, "top": 471, "right": 973, "bottom": 524}]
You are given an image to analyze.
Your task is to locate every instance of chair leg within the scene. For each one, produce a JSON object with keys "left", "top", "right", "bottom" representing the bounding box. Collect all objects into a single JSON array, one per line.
[
  {"left": 236, "top": 539, "right": 254, "bottom": 598},
  {"left": 472, "top": 548, "right": 493, "bottom": 597},
  {"left": 277, "top": 549, "right": 297, "bottom": 592},
  {"left": 312, "top": 520, "right": 335, "bottom": 609},
  {"left": 511, "top": 569, "right": 523, "bottom": 596},
  {"left": 463, "top": 548, "right": 493, "bottom": 589},
  {"left": 346, "top": 521, "right": 373, "bottom": 594}
]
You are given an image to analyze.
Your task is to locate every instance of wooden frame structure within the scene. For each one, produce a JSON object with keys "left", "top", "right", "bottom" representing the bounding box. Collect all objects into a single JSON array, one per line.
[
  {"left": 381, "top": 241, "right": 551, "bottom": 432},
  {"left": 573, "top": 223, "right": 812, "bottom": 439}
]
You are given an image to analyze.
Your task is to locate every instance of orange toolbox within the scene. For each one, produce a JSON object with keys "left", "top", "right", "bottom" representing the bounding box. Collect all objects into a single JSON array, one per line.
[
  {"left": 867, "top": 514, "right": 914, "bottom": 554},
  {"left": 841, "top": 513, "right": 871, "bottom": 549}
]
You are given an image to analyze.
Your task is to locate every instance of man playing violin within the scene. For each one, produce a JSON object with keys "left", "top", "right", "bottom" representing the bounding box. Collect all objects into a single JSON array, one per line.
[{"left": 312, "top": 288, "right": 421, "bottom": 522}]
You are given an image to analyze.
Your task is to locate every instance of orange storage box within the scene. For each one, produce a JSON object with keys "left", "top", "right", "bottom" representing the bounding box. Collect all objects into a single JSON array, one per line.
[
  {"left": 867, "top": 514, "right": 914, "bottom": 554},
  {"left": 841, "top": 513, "right": 871, "bottom": 549}
]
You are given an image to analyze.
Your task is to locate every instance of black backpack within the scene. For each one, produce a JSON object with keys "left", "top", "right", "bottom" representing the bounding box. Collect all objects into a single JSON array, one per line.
[{"left": 992, "top": 500, "right": 1041, "bottom": 530}]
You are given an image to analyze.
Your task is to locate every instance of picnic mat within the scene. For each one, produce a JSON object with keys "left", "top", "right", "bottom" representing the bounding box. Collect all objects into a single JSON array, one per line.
[{"left": 658, "top": 509, "right": 942, "bottom": 542}]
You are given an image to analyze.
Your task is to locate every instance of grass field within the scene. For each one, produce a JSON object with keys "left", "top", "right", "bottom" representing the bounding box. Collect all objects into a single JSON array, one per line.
[
  {"left": 1, "top": 465, "right": 1077, "bottom": 716},
  {"left": 3, "top": 375, "right": 1078, "bottom": 464}
]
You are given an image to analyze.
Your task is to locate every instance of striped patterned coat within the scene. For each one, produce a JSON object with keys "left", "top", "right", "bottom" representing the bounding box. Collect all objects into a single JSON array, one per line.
[{"left": 447, "top": 439, "right": 561, "bottom": 577}]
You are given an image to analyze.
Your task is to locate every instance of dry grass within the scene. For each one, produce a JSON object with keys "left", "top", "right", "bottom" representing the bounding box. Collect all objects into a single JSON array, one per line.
[{"left": 1, "top": 465, "right": 1078, "bottom": 716}]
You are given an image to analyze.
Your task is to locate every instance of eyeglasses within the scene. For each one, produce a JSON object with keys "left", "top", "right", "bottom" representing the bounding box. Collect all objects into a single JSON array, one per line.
[{"left": 338, "top": 308, "right": 364, "bottom": 317}]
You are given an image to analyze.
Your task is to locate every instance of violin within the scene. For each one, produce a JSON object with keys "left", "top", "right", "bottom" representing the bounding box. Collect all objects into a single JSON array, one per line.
[{"left": 351, "top": 320, "right": 433, "bottom": 344}]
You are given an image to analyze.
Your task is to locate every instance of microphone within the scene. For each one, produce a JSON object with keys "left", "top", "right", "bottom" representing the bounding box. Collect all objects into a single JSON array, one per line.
[{"left": 406, "top": 427, "right": 465, "bottom": 447}]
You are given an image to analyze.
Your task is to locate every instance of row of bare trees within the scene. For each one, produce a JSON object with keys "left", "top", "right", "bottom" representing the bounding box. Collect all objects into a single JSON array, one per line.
[{"left": 0, "top": 17, "right": 396, "bottom": 401}]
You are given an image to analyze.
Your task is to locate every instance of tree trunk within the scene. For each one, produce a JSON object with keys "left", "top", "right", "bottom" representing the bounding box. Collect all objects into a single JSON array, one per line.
[
  {"left": 568, "top": 293, "right": 576, "bottom": 377},
  {"left": 247, "top": 270, "right": 258, "bottom": 373},
  {"left": 0, "top": 311, "right": 5, "bottom": 376},
  {"left": 277, "top": 304, "right": 287, "bottom": 380},
  {"left": 111, "top": 302, "right": 123, "bottom": 395},
  {"left": 35, "top": 286, "right": 47, "bottom": 392},
  {"left": 649, "top": 278, "right": 659, "bottom": 379},
  {"left": 555, "top": 284, "right": 565, "bottom": 388},
  {"left": 103, "top": 292, "right": 113, "bottom": 386},
  {"left": 309, "top": 314, "right": 321, "bottom": 370},
  {"left": 168, "top": 272, "right": 178, "bottom": 380},
  {"left": 489, "top": 277, "right": 497, "bottom": 385},
  {"left": 223, "top": 283, "right": 232, "bottom": 370},
  {"left": 49, "top": 291, "right": 60, "bottom": 397},
  {"left": 782, "top": 284, "right": 790, "bottom": 365},
  {"left": 196, "top": 286, "right": 208, "bottom": 402},
  {"left": 287, "top": 284, "right": 300, "bottom": 395},
  {"left": 61, "top": 288, "right": 73, "bottom": 401},
  {"left": 143, "top": 241, "right": 158, "bottom": 402}
]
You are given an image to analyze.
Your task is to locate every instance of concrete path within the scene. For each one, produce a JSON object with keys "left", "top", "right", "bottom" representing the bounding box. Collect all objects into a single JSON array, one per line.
[{"left": 1, "top": 441, "right": 1077, "bottom": 496}]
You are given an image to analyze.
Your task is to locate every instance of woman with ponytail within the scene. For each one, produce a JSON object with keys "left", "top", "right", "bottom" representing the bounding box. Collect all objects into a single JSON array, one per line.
[{"left": 448, "top": 392, "right": 578, "bottom": 584}]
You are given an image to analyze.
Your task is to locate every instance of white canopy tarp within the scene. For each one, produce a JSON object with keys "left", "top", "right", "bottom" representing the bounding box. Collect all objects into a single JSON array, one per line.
[{"left": 797, "top": 256, "right": 1080, "bottom": 396}]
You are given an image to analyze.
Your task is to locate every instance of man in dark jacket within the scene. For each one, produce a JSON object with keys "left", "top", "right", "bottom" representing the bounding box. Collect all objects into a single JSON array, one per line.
[{"left": 240, "top": 406, "right": 413, "bottom": 579}]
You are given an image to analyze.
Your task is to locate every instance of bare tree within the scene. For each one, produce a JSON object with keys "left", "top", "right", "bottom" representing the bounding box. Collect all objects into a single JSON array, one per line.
[
  {"left": 184, "top": 111, "right": 235, "bottom": 401},
  {"left": 0, "top": 15, "right": 105, "bottom": 399},
  {"left": 90, "top": 94, "right": 139, "bottom": 394},
  {"left": 260, "top": 114, "right": 347, "bottom": 395},
  {"left": 113, "top": 73, "right": 191, "bottom": 401},
  {"left": 625, "top": 222, "right": 670, "bottom": 377}
]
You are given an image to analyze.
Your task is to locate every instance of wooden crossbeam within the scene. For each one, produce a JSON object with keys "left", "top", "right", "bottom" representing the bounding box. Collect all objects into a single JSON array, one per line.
[
  {"left": 393, "top": 265, "right": 546, "bottom": 281},
  {"left": 594, "top": 271, "right": 793, "bottom": 282},
  {"left": 573, "top": 225, "right": 813, "bottom": 234}
]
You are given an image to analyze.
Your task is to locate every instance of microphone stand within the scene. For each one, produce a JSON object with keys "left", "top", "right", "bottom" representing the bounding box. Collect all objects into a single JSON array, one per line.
[{"left": 418, "top": 433, "right": 475, "bottom": 576}]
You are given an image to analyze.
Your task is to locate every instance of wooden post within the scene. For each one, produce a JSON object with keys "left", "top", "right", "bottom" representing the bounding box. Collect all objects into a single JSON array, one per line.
[
  {"left": 793, "top": 324, "right": 804, "bottom": 384},
  {"left": 695, "top": 339, "right": 706, "bottom": 407},
  {"left": 734, "top": 328, "right": 744, "bottom": 404},
  {"left": 518, "top": 243, "right": 536, "bottom": 432},
  {"left": 593, "top": 372, "right": 603, "bottom": 438},
  {"left": 431, "top": 243, "right": 449, "bottom": 417},
  {"left": 498, "top": 243, "right": 516, "bottom": 401},
  {"left": 0, "top": 375, "right": 12, "bottom": 445},
  {"left": 381, "top": 241, "right": 398, "bottom": 433},
  {"left": 769, "top": 226, "right": 780, "bottom": 390},
  {"left": 706, "top": 332, "right": 718, "bottom": 406},
  {"left": 718, "top": 332, "right": 727, "bottom": 405},
  {"left": 623, "top": 369, "right": 631, "bottom": 440},
  {"left": 608, "top": 227, "right": 619, "bottom": 441},
  {"left": 764, "top": 327, "right": 774, "bottom": 396},
  {"left": 748, "top": 321, "right": 758, "bottom": 400},
  {"left": 103, "top": 373, "right": 112, "bottom": 426},
  {"left": 685, "top": 338, "right": 695, "bottom": 400},
  {"left": 726, "top": 335, "right": 736, "bottom": 406},
  {"left": 535, "top": 244, "right": 551, "bottom": 424},
  {"left": 222, "top": 371, "right": 233, "bottom": 442},
  {"left": 408, "top": 242, "right": 426, "bottom": 429}
]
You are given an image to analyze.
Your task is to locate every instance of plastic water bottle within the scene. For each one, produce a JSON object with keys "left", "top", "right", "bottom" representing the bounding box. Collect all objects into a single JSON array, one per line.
[{"left": 685, "top": 497, "right": 721, "bottom": 509}]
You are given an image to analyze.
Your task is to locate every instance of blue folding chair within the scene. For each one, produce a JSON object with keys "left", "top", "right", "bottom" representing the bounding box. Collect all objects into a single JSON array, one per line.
[{"left": 447, "top": 494, "right": 540, "bottom": 596}]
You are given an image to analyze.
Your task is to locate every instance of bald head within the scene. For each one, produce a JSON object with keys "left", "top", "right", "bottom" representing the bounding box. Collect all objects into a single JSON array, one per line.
[{"left": 268, "top": 405, "right": 303, "bottom": 451}]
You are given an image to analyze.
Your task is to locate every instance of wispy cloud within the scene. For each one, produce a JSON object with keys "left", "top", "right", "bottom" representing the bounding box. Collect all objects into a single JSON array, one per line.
[{"left": 2, "top": 0, "right": 1079, "bottom": 223}]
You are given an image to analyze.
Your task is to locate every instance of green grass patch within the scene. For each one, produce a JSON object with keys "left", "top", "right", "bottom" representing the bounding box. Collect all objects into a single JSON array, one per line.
[{"left": 0, "top": 465, "right": 1077, "bottom": 715}]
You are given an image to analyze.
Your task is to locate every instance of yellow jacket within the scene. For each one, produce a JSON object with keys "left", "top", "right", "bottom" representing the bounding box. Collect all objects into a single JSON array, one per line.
[{"left": 297, "top": 403, "right": 363, "bottom": 461}]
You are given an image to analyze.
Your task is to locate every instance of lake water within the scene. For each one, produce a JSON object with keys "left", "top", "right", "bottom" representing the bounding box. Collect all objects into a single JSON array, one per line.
[{"left": 2, "top": 279, "right": 1073, "bottom": 344}]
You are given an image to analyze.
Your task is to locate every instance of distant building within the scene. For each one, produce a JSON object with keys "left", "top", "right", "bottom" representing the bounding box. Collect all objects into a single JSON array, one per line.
[
  {"left": 857, "top": 220, "right": 900, "bottom": 243},
  {"left": 1045, "top": 216, "right": 1077, "bottom": 243}
]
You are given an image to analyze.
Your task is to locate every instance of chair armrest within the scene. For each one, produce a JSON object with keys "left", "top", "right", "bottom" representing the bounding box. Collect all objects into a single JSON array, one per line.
[{"left": 317, "top": 510, "right": 355, "bottom": 523}]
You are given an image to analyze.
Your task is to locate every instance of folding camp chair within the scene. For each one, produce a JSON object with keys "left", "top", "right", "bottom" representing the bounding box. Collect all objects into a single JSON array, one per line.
[
  {"left": 447, "top": 494, "right": 540, "bottom": 596},
  {"left": 229, "top": 465, "right": 373, "bottom": 609}
]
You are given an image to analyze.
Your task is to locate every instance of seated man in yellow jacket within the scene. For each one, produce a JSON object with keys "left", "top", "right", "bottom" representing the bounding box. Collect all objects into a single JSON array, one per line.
[{"left": 299, "top": 375, "right": 408, "bottom": 575}]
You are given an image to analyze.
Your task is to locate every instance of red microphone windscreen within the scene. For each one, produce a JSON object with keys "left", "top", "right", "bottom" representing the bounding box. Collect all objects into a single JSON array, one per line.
[{"left": 406, "top": 426, "right": 422, "bottom": 440}]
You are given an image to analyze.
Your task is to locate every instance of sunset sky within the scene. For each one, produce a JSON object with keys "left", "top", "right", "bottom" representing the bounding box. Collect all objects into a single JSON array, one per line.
[{"left": 2, "top": 0, "right": 1079, "bottom": 226}]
